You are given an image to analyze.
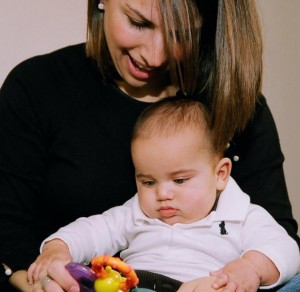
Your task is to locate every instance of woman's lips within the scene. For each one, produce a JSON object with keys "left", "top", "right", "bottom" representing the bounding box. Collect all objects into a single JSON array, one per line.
[{"left": 127, "top": 55, "right": 157, "bottom": 80}]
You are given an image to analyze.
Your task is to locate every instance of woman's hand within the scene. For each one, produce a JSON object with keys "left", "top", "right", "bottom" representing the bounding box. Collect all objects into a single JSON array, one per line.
[
  {"left": 27, "top": 239, "right": 80, "bottom": 292},
  {"left": 177, "top": 276, "right": 223, "bottom": 292},
  {"left": 29, "top": 260, "right": 80, "bottom": 292},
  {"left": 9, "top": 270, "right": 32, "bottom": 292}
]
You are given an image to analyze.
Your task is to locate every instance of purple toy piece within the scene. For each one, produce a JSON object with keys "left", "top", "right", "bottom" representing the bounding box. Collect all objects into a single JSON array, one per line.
[{"left": 65, "top": 262, "right": 97, "bottom": 292}]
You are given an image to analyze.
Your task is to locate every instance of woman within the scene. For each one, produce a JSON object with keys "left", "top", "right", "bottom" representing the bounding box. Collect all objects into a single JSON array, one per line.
[{"left": 0, "top": 0, "right": 299, "bottom": 291}]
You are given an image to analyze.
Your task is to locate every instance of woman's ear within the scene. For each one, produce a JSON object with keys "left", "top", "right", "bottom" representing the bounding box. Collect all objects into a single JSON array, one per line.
[{"left": 215, "top": 157, "right": 232, "bottom": 191}]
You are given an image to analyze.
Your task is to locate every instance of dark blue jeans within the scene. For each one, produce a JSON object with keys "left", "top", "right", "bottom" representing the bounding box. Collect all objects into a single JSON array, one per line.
[{"left": 276, "top": 273, "right": 300, "bottom": 291}]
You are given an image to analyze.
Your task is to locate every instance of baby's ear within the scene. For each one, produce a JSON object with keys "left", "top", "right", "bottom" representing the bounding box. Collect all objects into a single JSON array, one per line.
[{"left": 215, "top": 157, "right": 232, "bottom": 191}]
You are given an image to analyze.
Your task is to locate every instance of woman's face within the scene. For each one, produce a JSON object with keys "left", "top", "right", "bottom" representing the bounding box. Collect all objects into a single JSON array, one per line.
[{"left": 102, "top": 0, "right": 178, "bottom": 100}]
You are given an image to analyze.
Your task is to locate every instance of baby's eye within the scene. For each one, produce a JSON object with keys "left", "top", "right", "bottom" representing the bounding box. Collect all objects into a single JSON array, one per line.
[
  {"left": 142, "top": 181, "right": 156, "bottom": 187},
  {"left": 173, "top": 178, "right": 188, "bottom": 184}
]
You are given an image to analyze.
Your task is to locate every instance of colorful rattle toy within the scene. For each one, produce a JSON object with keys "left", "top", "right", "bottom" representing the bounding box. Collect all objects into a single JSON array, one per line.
[
  {"left": 65, "top": 255, "right": 154, "bottom": 292},
  {"left": 92, "top": 255, "right": 139, "bottom": 292}
]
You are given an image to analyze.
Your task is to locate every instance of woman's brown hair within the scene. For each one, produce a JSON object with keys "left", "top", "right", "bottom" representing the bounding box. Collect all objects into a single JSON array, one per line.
[{"left": 86, "top": 0, "right": 262, "bottom": 152}]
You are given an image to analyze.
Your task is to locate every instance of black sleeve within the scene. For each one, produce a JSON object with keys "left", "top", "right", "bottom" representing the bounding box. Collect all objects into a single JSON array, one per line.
[
  {"left": 226, "top": 95, "right": 300, "bottom": 248},
  {"left": 0, "top": 62, "right": 47, "bottom": 278}
]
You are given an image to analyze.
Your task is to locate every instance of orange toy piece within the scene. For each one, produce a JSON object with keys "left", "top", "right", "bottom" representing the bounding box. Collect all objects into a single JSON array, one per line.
[{"left": 91, "top": 255, "right": 139, "bottom": 292}]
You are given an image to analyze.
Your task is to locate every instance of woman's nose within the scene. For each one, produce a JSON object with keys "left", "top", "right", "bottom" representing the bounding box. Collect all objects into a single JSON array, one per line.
[{"left": 140, "top": 31, "right": 167, "bottom": 68}]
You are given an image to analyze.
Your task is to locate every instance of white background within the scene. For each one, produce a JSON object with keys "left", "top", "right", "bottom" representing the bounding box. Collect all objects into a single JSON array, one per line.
[{"left": 0, "top": 0, "right": 299, "bottom": 236}]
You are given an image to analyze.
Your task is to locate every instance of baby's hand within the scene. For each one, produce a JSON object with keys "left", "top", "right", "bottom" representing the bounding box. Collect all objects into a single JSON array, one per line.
[
  {"left": 27, "top": 239, "right": 72, "bottom": 284},
  {"left": 210, "top": 258, "right": 260, "bottom": 292}
]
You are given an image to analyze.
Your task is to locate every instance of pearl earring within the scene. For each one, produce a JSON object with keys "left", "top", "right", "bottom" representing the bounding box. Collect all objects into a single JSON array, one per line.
[{"left": 98, "top": 2, "right": 104, "bottom": 10}]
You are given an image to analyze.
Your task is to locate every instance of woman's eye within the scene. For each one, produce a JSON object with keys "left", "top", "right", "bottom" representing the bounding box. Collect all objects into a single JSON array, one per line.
[
  {"left": 128, "top": 17, "right": 149, "bottom": 30},
  {"left": 174, "top": 178, "right": 188, "bottom": 184}
]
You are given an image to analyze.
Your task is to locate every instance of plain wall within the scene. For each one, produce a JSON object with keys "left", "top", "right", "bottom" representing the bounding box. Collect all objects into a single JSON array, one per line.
[
  {"left": 0, "top": 0, "right": 87, "bottom": 84},
  {"left": 0, "top": 1, "right": 299, "bottom": 236}
]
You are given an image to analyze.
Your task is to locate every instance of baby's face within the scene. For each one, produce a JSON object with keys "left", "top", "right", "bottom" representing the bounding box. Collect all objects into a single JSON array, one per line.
[{"left": 132, "top": 129, "right": 221, "bottom": 225}]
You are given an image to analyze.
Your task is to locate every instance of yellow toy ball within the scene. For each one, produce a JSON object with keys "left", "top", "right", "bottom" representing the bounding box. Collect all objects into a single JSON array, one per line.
[
  {"left": 92, "top": 255, "right": 139, "bottom": 292},
  {"left": 94, "top": 266, "right": 122, "bottom": 292}
]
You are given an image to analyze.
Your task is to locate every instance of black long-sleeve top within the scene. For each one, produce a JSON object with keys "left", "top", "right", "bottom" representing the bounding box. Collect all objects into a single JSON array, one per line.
[{"left": 0, "top": 44, "right": 299, "bottom": 290}]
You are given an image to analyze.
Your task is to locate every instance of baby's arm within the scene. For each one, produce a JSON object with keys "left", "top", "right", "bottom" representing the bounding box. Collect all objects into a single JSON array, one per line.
[
  {"left": 243, "top": 250, "right": 279, "bottom": 285},
  {"left": 27, "top": 239, "right": 72, "bottom": 284},
  {"left": 211, "top": 250, "right": 279, "bottom": 291}
]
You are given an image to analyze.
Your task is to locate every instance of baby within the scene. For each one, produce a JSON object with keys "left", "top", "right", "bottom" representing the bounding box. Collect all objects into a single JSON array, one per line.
[{"left": 28, "top": 97, "right": 300, "bottom": 291}]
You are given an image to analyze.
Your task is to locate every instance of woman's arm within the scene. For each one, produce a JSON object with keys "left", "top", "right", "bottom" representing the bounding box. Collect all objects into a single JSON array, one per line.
[
  {"left": 0, "top": 62, "right": 48, "bottom": 289},
  {"left": 9, "top": 270, "right": 32, "bottom": 292},
  {"left": 227, "top": 95, "right": 300, "bottom": 248}
]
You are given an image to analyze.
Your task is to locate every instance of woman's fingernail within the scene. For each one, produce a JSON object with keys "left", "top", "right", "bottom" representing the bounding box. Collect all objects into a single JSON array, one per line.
[{"left": 69, "top": 285, "right": 80, "bottom": 292}]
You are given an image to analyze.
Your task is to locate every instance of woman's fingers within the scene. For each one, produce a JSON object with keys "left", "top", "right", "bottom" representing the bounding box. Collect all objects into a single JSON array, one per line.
[
  {"left": 29, "top": 259, "right": 79, "bottom": 292},
  {"left": 31, "top": 275, "right": 64, "bottom": 292},
  {"left": 28, "top": 240, "right": 77, "bottom": 291},
  {"left": 28, "top": 261, "right": 49, "bottom": 284},
  {"left": 27, "top": 262, "right": 37, "bottom": 284},
  {"left": 42, "top": 276, "right": 66, "bottom": 292},
  {"left": 47, "top": 260, "right": 80, "bottom": 292},
  {"left": 178, "top": 276, "right": 224, "bottom": 292}
]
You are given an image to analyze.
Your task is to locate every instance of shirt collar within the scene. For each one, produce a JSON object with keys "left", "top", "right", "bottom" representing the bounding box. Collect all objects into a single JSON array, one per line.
[{"left": 212, "top": 177, "right": 250, "bottom": 222}]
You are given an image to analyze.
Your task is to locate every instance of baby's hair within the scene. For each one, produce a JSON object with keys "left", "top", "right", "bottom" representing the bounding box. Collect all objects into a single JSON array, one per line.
[{"left": 132, "top": 97, "right": 221, "bottom": 155}]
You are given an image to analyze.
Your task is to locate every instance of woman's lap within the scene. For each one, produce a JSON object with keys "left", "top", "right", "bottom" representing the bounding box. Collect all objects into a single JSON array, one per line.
[{"left": 276, "top": 273, "right": 300, "bottom": 291}]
